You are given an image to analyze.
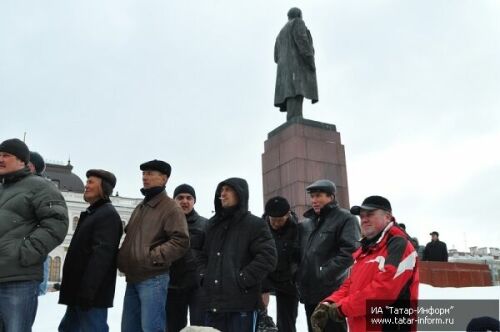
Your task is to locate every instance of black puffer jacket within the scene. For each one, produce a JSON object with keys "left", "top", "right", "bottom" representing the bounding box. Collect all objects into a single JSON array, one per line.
[
  {"left": 262, "top": 212, "right": 299, "bottom": 296},
  {"left": 59, "top": 199, "right": 123, "bottom": 308},
  {"left": 169, "top": 209, "right": 208, "bottom": 290},
  {"left": 199, "top": 178, "right": 277, "bottom": 312},
  {"left": 296, "top": 202, "right": 360, "bottom": 305}
]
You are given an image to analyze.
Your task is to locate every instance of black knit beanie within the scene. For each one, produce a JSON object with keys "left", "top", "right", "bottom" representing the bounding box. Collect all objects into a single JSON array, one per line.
[
  {"left": 174, "top": 184, "right": 196, "bottom": 201},
  {"left": 0, "top": 139, "right": 30, "bottom": 165}
]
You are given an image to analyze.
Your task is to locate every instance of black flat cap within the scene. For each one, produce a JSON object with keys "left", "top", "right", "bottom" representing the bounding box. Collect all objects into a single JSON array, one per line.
[
  {"left": 140, "top": 159, "right": 171, "bottom": 177},
  {"left": 306, "top": 179, "right": 336, "bottom": 195}
]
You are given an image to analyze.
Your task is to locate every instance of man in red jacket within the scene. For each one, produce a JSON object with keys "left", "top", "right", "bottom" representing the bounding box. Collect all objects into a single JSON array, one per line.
[{"left": 311, "top": 196, "right": 419, "bottom": 332}]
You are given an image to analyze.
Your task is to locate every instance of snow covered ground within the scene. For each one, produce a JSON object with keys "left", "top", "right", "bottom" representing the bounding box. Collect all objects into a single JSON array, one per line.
[{"left": 34, "top": 277, "right": 499, "bottom": 331}]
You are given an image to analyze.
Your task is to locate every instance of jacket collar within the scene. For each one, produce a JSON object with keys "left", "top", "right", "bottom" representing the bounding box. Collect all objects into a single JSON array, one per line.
[
  {"left": 0, "top": 167, "right": 31, "bottom": 184},
  {"left": 186, "top": 209, "right": 199, "bottom": 223},
  {"left": 143, "top": 190, "right": 167, "bottom": 208},
  {"left": 86, "top": 198, "right": 111, "bottom": 214},
  {"left": 303, "top": 202, "right": 338, "bottom": 220}
]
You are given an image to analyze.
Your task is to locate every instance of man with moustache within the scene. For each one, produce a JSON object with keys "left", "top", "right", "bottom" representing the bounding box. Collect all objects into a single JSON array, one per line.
[
  {"left": 311, "top": 196, "right": 419, "bottom": 332},
  {"left": 0, "top": 138, "right": 68, "bottom": 332},
  {"left": 166, "top": 184, "right": 208, "bottom": 331},
  {"left": 118, "top": 160, "right": 189, "bottom": 332},
  {"left": 59, "top": 169, "right": 123, "bottom": 332},
  {"left": 199, "top": 177, "right": 277, "bottom": 332},
  {"left": 296, "top": 179, "right": 360, "bottom": 332}
]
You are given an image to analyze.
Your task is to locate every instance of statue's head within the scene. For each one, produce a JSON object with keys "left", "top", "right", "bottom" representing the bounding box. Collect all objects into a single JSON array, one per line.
[{"left": 287, "top": 7, "right": 302, "bottom": 20}]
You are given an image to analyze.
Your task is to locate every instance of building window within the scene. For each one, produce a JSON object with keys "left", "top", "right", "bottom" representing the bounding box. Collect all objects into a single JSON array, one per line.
[
  {"left": 73, "top": 216, "right": 79, "bottom": 231},
  {"left": 50, "top": 256, "right": 61, "bottom": 282}
]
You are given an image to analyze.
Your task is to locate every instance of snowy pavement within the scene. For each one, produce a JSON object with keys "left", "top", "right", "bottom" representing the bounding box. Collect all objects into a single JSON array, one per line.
[{"left": 34, "top": 277, "right": 499, "bottom": 331}]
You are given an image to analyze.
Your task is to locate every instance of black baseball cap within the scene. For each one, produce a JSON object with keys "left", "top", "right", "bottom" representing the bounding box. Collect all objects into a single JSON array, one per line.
[{"left": 350, "top": 195, "right": 392, "bottom": 215}]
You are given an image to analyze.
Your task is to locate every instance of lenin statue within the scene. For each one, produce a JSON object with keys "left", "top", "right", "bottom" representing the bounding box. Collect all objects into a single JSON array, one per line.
[{"left": 274, "top": 8, "right": 319, "bottom": 121}]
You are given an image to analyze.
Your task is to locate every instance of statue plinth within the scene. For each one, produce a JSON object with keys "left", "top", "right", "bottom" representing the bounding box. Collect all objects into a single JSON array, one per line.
[{"left": 262, "top": 117, "right": 350, "bottom": 217}]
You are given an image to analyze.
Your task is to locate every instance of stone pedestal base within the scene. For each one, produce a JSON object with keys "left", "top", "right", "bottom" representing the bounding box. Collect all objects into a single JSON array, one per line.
[{"left": 262, "top": 118, "right": 350, "bottom": 217}]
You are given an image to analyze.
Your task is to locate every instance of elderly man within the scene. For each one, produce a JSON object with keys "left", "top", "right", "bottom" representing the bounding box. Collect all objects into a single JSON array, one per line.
[
  {"left": 166, "top": 184, "right": 208, "bottom": 332},
  {"left": 296, "top": 179, "right": 360, "bottom": 332},
  {"left": 311, "top": 196, "right": 419, "bottom": 332},
  {"left": 274, "top": 7, "right": 319, "bottom": 120},
  {"left": 118, "top": 160, "right": 189, "bottom": 332},
  {"left": 199, "top": 177, "right": 277, "bottom": 332},
  {"left": 59, "top": 169, "right": 123, "bottom": 332},
  {"left": 0, "top": 138, "right": 68, "bottom": 332}
]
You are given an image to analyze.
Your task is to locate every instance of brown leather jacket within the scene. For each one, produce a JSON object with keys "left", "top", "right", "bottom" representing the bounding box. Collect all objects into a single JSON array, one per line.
[{"left": 117, "top": 191, "right": 189, "bottom": 282}]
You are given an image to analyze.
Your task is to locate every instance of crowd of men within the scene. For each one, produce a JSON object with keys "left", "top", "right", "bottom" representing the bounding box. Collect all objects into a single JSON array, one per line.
[{"left": 0, "top": 137, "right": 421, "bottom": 332}]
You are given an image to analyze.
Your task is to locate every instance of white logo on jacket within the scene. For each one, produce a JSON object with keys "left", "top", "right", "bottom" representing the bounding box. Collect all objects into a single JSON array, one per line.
[{"left": 365, "top": 251, "right": 417, "bottom": 279}]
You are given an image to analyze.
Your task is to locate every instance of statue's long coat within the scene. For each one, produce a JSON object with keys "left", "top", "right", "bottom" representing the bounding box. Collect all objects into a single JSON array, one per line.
[{"left": 274, "top": 18, "right": 319, "bottom": 111}]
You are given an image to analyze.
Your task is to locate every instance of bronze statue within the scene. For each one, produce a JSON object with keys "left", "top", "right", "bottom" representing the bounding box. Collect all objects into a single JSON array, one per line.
[{"left": 274, "top": 8, "right": 319, "bottom": 121}]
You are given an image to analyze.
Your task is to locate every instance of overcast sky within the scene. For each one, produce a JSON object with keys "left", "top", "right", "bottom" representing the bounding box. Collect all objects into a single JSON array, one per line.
[{"left": 2, "top": 0, "right": 499, "bottom": 251}]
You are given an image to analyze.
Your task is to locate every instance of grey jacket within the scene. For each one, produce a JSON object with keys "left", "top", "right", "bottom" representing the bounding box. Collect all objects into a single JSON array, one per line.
[{"left": 0, "top": 167, "right": 69, "bottom": 283}]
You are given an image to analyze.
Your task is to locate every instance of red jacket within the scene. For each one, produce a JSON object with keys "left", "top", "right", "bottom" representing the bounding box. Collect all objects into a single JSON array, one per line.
[{"left": 324, "top": 223, "right": 419, "bottom": 331}]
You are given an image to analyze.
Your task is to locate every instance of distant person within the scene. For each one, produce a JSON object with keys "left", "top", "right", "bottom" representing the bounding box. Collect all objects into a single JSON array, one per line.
[
  {"left": 117, "top": 160, "right": 189, "bottom": 332},
  {"left": 199, "top": 177, "right": 277, "bottom": 332},
  {"left": 296, "top": 179, "right": 360, "bottom": 332},
  {"left": 274, "top": 7, "right": 318, "bottom": 120},
  {"left": 398, "top": 223, "right": 420, "bottom": 251},
  {"left": 258, "top": 196, "right": 299, "bottom": 332},
  {"left": 423, "top": 231, "right": 448, "bottom": 262},
  {"left": 311, "top": 196, "right": 419, "bottom": 332},
  {"left": 28, "top": 151, "right": 50, "bottom": 296},
  {"left": 58, "top": 169, "right": 123, "bottom": 332},
  {"left": 28, "top": 151, "right": 46, "bottom": 176},
  {"left": 167, "top": 184, "right": 208, "bottom": 332},
  {"left": 0, "top": 138, "right": 69, "bottom": 332}
]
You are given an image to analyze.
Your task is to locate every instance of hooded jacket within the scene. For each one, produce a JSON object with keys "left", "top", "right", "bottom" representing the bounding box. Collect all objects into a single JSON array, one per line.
[
  {"left": 296, "top": 202, "right": 360, "bottom": 305},
  {"left": 0, "top": 167, "right": 68, "bottom": 283},
  {"left": 199, "top": 178, "right": 277, "bottom": 312}
]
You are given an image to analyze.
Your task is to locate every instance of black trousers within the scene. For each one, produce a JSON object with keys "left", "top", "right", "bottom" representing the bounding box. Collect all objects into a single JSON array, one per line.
[
  {"left": 304, "top": 303, "right": 347, "bottom": 332},
  {"left": 166, "top": 287, "right": 204, "bottom": 332},
  {"left": 274, "top": 291, "right": 299, "bottom": 332}
]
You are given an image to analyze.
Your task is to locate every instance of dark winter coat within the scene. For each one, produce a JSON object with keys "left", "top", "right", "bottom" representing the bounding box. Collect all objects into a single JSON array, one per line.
[
  {"left": 274, "top": 17, "right": 318, "bottom": 109},
  {"left": 117, "top": 190, "right": 189, "bottom": 283},
  {"left": 0, "top": 167, "right": 68, "bottom": 283},
  {"left": 199, "top": 178, "right": 277, "bottom": 312},
  {"left": 59, "top": 199, "right": 123, "bottom": 308},
  {"left": 296, "top": 202, "right": 360, "bottom": 305},
  {"left": 262, "top": 212, "right": 299, "bottom": 297},
  {"left": 169, "top": 209, "right": 208, "bottom": 290},
  {"left": 423, "top": 240, "right": 448, "bottom": 262}
]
